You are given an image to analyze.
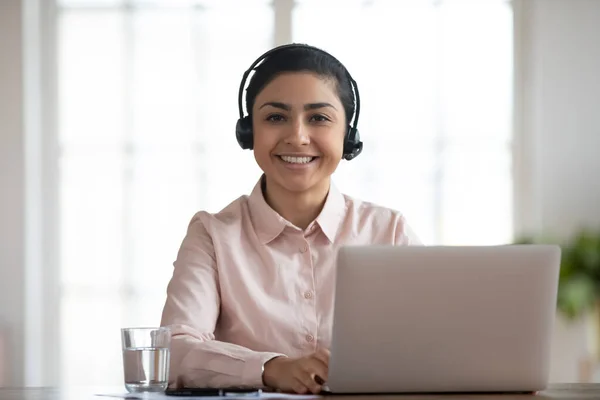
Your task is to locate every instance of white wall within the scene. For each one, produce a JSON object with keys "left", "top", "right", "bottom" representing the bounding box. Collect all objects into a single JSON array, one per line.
[
  {"left": 515, "top": 0, "right": 600, "bottom": 238},
  {"left": 515, "top": 0, "right": 600, "bottom": 383},
  {"left": 0, "top": 0, "right": 26, "bottom": 387},
  {"left": 0, "top": 0, "right": 53, "bottom": 387},
  {"left": 534, "top": 0, "right": 600, "bottom": 236}
]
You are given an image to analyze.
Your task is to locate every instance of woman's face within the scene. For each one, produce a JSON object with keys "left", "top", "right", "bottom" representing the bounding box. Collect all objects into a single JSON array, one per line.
[{"left": 251, "top": 72, "right": 346, "bottom": 195}]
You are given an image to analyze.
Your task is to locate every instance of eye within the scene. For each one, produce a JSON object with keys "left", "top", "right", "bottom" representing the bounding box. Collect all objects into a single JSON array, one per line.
[
  {"left": 266, "top": 114, "right": 286, "bottom": 123},
  {"left": 310, "top": 114, "right": 330, "bottom": 123}
]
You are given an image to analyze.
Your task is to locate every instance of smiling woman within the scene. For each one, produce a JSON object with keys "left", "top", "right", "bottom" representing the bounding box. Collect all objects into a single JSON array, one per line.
[{"left": 159, "top": 44, "right": 422, "bottom": 394}]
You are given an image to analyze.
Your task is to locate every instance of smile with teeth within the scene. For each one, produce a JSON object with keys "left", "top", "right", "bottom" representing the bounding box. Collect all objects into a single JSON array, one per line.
[{"left": 278, "top": 155, "right": 317, "bottom": 164}]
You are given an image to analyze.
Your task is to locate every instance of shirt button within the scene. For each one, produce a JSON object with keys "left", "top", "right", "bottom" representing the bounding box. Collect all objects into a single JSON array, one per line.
[
  {"left": 306, "top": 334, "right": 314, "bottom": 342},
  {"left": 300, "top": 245, "right": 308, "bottom": 253},
  {"left": 304, "top": 291, "right": 313, "bottom": 299}
]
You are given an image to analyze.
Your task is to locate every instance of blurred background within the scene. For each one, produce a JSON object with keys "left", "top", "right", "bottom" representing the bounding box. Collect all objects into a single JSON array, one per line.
[{"left": 1, "top": 0, "right": 599, "bottom": 389}]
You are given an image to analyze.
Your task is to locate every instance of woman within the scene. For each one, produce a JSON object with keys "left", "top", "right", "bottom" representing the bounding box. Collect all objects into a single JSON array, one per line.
[{"left": 160, "top": 43, "right": 421, "bottom": 394}]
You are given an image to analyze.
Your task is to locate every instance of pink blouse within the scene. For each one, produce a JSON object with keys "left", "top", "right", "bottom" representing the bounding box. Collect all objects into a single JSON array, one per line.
[{"left": 160, "top": 176, "right": 421, "bottom": 388}]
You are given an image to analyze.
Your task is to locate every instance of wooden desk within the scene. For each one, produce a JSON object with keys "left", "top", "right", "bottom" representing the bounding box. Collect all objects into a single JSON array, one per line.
[{"left": 1, "top": 384, "right": 600, "bottom": 400}]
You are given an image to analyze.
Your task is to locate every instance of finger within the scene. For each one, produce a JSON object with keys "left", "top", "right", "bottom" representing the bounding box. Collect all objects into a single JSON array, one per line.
[
  {"left": 305, "top": 357, "right": 328, "bottom": 382},
  {"left": 313, "top": 348, "right": 330, "bottom": 365},
  {"left": 297, "top": 369, "right": 323, "bottom": 394},
  {"left": 292, "top": 377, "right": 309, "bottom": 394}
]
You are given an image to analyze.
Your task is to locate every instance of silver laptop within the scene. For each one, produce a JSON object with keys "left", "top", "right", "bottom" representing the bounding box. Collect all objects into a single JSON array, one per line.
[{"left": 325, "top": 245, "right": 561, "bottom": 394}]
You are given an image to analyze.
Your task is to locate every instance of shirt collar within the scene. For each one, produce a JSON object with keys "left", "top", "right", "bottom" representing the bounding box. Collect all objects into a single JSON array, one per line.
[
  {"left": 312, "top": 181, "right": 346, "bottom": 243},
  {"left": 247, "top": 176, "right": 289, "bottom": 244},
  {"left": 247, "top": 175, "right": 347, "bottom": 245}
]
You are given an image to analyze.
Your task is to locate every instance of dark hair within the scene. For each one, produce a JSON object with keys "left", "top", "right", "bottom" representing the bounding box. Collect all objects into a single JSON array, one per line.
[{"left": 244, "top": 44, "right": 355, "bottom": 126}]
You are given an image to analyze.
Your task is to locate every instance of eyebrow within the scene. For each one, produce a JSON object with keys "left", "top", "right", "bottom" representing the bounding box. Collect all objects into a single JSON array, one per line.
[{"left": 259, "top": 102, "right": 337, "bottom": 111}]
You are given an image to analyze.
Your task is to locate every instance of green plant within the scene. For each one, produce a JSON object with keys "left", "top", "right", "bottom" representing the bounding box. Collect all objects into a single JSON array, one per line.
[{"left": 516, "top": 228, "right": 600, "bottom": 320}]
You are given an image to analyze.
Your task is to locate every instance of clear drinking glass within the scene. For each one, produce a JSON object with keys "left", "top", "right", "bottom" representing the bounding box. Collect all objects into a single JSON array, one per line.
[{"left": 121, "top": 327, "right": 171, "bottom": 393}]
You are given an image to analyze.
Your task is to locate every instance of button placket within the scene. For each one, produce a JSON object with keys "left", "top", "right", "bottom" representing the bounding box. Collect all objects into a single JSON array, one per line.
[{"left": 297, "top": 236, "right": 317, "bottom": 349}]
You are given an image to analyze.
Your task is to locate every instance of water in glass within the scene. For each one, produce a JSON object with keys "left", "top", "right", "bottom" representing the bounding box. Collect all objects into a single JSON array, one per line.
[{"left": 123, "top": 346, "right": 170, "bottom": 393}]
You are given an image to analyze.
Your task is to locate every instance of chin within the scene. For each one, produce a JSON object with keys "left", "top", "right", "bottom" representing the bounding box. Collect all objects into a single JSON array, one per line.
[
  {"left": 271, "top": 174, "right": 324, "bottom": 193},
  {"left": 279, "top": 179, "right": 316, "bottom": 193}
]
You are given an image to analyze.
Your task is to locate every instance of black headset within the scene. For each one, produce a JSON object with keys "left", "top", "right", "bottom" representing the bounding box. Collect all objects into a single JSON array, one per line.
[{"left": 235, "top": 43, "right": 364, "bottom": 161}]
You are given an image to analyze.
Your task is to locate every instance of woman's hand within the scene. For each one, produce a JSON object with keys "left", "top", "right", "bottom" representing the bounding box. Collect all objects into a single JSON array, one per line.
[{"left": 262, "top": 349, "right": 330, "bottom": 394}]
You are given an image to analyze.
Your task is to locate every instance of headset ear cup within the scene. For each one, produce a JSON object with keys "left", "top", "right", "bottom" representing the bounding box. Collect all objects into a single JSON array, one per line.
[
  {"left": 235, "top": 117, "right": 254, "bottom": 150},
  {"left": 343, "top": 126, "right": 363, "bottom": 161}
]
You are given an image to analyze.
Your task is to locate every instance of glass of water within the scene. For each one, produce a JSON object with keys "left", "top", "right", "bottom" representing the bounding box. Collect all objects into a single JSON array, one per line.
[{"left": 121, "top": 327, "right": 171, "bottom": 393}]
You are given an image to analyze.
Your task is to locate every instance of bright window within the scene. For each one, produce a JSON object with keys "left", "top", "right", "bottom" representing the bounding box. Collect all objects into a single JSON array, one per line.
[
  {"left": 55, "top": 0, "right": 512, "bottom": 386},
  {"left": 292, "top": 0, "right": 513, "bottom": 245}
]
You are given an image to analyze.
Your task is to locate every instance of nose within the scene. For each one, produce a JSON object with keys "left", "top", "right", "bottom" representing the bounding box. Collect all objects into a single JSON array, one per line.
[{"left": 284, "top": 119, "right": 310, "bottom": 146}]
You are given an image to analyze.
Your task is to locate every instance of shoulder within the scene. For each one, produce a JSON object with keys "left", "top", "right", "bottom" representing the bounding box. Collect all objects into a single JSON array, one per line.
[
  {"left": 176, "top": 195, "right": 252, "bottom": 261},
  {"left": 186, "top": 195, "right": 250, "bottom": 234},
  {"left": 343, "top": 194, "right": 401, "bottom": 221},
  {"left": 342, "top": 193, "right": 422, "bottom": 245}
]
